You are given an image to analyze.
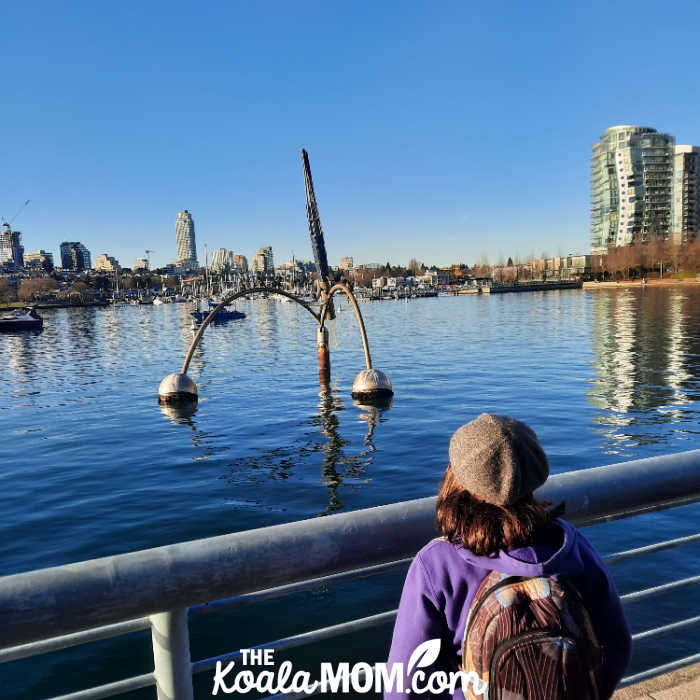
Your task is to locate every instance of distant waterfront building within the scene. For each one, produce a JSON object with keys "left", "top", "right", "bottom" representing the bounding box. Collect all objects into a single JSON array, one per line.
[
  {"left": 251, "top": 246, "right": 274, "bottom": 275},
  {"left": 251, "top": 253, "right": 264, "bottom": 274},
  {"left": 672, "top": 146, "right": 700, "bottom": 244},
  {"left": 133, "top": 257, "right": 148, "bottom": 271},
  {"left": 24, "top": 249, "right": 54, "bottom": 271},
  {"left": 591, "top": 126, "right": 675, "bottom": 253},
  {"left": 414, "top": 273, "right": 435, "bottom": 287},
  {"left": 210, "top": 248, "right": 235, "bottom": 272},
  {"left": 233, "top": 254, "right": 248, "bottom": 273},
  {"left": 0, "top": 228, "right": 24, "bottom": 269},
  {"left": 175, "top": 210, "right": 198, "bottom": 270},
  {"left": 95, "top": 254, "right": 120, "bottom": 272},
  {"left": 60, "top": 241, "right": 91, "bottom": 271},
  {"left": 340, "top": 256, "right": 354, "bottom": 270}
]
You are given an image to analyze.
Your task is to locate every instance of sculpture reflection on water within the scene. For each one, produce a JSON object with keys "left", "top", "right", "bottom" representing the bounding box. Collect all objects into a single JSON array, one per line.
[{"left": 201, "top": 389, "right": 393, "bottom": 516}]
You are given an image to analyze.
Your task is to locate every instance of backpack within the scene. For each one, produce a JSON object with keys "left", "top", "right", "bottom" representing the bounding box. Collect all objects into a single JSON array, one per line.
[{"left": 461, "top": 572, "right": 602, "bottom": 700}]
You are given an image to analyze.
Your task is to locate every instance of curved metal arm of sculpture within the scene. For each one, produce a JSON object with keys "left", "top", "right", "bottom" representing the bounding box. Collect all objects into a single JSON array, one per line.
[
  {"left": 181, "top": 287, "right": 321, "bottom": 375},
  {"left": 318, "top": 282, "right": 372, "bottom": 370}
]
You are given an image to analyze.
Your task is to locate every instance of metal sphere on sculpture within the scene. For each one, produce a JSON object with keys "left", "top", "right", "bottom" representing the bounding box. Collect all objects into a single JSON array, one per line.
[{"left": 158, "top": 373, "right": 198, "bottom": 404}]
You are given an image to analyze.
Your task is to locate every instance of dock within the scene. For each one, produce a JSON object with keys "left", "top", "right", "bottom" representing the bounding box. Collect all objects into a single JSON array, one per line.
[
  {"left": 614, "top": 661, "right": 700, "bottom": 699},
  {"left": 489, "top": 280, "right": 583, "bottom": 294}
]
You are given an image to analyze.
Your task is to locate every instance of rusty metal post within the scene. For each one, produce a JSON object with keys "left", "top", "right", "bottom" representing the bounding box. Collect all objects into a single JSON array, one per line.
[{"left": 317, "top": 326, "right": 331, "bottom": 389}]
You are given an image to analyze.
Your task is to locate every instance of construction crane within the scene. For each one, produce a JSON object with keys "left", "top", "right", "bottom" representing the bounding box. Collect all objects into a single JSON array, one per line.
[
  {"left": 1, "top": 199, "right": 31, "bottom": 230},
  {"left": 145, "top": 250, "right": 154, "bottom": 269}
]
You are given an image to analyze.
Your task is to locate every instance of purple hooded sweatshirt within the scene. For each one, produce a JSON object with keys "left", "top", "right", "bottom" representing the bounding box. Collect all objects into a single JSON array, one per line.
[{"left": 386, "top": 519, "right": 631, "bottom": 699}]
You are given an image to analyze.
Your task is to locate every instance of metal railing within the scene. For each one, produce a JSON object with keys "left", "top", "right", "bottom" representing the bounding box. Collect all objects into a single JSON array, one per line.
[{"left": 1, "top": 450, "right": 700, "bottom": 699}]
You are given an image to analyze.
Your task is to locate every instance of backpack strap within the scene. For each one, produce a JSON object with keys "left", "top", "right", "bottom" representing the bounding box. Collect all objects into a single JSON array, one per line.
[{"left": 464, "top": 575, "right": 529, "bottom": 641}]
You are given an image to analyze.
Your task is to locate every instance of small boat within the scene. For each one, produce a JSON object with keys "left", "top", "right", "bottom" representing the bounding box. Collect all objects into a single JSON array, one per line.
[
  {"left": 190, "top": 305, "right": 246, "bottom": 326},
  {"left": 153, "top": 296, "right": 164, "bottom": 305},
  {"left": 0, "top": 307, "right": 44, "bottom": 332}
]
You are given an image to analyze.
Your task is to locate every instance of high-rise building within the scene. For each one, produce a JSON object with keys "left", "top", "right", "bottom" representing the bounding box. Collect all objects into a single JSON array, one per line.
[
  {"left": 672, "top": 146, "right": 700, "bottom": 244},
  {"left": 175, "top": 210, "right": 198, "bottom": 270},
  {"left": 251, "top": 246, "right": 274, "bottom": 275},
  {"left": 340, "top": 256, "right": 354, "bottom": 270},
  {"left": 24, "top": 250, "right": 54, "bottom": 271},
  {"left": 210, "top": 248, "right": 235, "bottom": 272},
  {"left": 591, "top": 126, "right": 675, "bottom": 253},
  {"left": 59, "top": 241, "right": 91, "bottom": 271},
  {"left": 233, "top": 254, "right": 248, "bottom": 272},
  {"left": 95, "top": 254, "right": 120, "bottom": 272},
  {"left": 0, "top": 228, "right": 24, "bottom": 269}
]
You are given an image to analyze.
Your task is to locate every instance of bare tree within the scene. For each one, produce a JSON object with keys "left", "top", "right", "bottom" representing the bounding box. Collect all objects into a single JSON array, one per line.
[
  {"left": 407, "top": 258, "right": 423, "bottom": 275},
  {"left": 0, "top": 279, "right": 16, "bottom": 303},
  {"left": 67, "top": 281, "right": 92, "bottom": 303},
  {"left": 17, "top": 278, "right": 59, "bottom": 302}
]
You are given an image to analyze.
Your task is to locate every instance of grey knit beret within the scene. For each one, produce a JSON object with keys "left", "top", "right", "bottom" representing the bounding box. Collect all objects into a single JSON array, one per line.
[{"left": 448, "top": 413, "right": 549, "bottom": 505}]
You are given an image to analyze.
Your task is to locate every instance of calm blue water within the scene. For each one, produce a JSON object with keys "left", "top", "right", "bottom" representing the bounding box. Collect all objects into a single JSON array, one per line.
[{"left": 2, "top": 288, "right": 700, "bottom": 698}]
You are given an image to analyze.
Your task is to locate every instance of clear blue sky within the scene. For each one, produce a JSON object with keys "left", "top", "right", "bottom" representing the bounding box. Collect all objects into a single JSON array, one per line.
[{"left": 3, "top": 1, "right": 699, "bottom": 269}]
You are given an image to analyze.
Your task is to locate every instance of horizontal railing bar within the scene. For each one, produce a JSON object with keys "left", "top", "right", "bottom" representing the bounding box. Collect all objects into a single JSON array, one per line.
[
  {"left": 6, "top": 550, "right": 695, "bottom": 667},
  {"left": 264, "top": 691, "right": 317, "bottom": 700},
  {"left": 631, "top": 614, "right": 700, "bottom": 642},
  {"left": 6, "top": 534, "right": 699, "bottom": 666},
  {"left": 1, "top": 450, "right": 699, "bottom": 649},
  {"left": 576, "top": 494, "right": 700, "bottom": 527},
  {"left": 191, "top": 609, "right": 397, "bottom": 675},
  {"left": 621, "top": 575, "right": 700, "bottom": 603},
  {"left": 1, "top": 564, "right": 411, "bottom": 666},
  {"left": 48, "top": 672, "right": 155, "bottom": 700},
  {"left": 0, "top": 617, "right": 150, "bottom": 664},
  {"left": 263, "top": 668, "right": 372, "bottom": 700},
  {"left": 619, "top": 651, "right": 700, "bottom": 687},
  {"left": 605, "top": 532, "right": 700, "bottom": 564},
  {"left": 190, "top": 558, "right": 411, "bottom": 618}
]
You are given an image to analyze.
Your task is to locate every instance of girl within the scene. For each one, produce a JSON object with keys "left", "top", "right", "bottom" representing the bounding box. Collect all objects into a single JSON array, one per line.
[{"left": 386, "top": 413, "right": 630, "bottom": 699}]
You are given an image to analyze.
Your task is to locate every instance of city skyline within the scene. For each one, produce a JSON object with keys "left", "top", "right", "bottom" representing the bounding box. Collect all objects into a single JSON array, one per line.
[{"left": 3, "top": 2, "right": 700, "bottom": 268}]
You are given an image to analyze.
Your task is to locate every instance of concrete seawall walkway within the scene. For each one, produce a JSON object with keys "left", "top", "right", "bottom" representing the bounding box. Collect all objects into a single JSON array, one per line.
[
  {"left": 583, "top": 279, "right": 700, "bottom": 289},
  {"left": 613, "top": 662, "right": 700, "bottom": 699}
]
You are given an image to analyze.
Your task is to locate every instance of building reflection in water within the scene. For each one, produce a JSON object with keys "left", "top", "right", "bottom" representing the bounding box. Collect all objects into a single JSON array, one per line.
[
  {"left": 588, "top": 289, "right": 696, "bottom": 453},
  {"left": 4, "top": 330, "right": 41, "bottom": 382}
]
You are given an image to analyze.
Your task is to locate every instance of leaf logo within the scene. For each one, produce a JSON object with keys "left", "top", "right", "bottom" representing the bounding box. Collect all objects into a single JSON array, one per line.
[{"left": 407, "top": 639, "right": 441, "bottom": 674}]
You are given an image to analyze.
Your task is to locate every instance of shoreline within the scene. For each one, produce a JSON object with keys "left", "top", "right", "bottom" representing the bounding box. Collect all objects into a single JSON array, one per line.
[
  {"left": 0, "top": 301, "right": 110, "bottom": 312},
  {"left": 583, "top": 278, "right": 700, "bottom": 289}
]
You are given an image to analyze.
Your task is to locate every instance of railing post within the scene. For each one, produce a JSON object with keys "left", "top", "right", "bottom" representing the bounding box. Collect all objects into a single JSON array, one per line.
[{"left": 150, "top": 607, "right": 194, "bottom": 700}]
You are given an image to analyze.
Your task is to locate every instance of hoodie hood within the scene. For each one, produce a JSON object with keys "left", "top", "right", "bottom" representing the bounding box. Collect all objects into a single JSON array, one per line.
[{"left": 454, "top": 518, "right": 584, "bottom": 578}]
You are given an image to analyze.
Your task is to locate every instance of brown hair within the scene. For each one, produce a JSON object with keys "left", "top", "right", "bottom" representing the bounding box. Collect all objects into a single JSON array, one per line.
[{"left": 436, "top": 465, "right": 564, "bottom": 556}]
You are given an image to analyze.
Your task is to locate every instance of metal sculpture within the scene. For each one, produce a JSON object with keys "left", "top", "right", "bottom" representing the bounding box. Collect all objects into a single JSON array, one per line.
[{"left": 158, "top": 151, "right": 393, "bottom": 405}]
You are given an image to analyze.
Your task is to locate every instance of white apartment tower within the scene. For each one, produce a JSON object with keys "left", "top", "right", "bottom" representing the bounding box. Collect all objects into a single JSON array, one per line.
[
  {"left": 591, "top": 126, "right": 675, "bottom": 253},
  {"left": 672, "top": 146, "right": 700, "bottom": 244},
  {"left": 175, "top": 210, "right": 198, "bottom": 270}
]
